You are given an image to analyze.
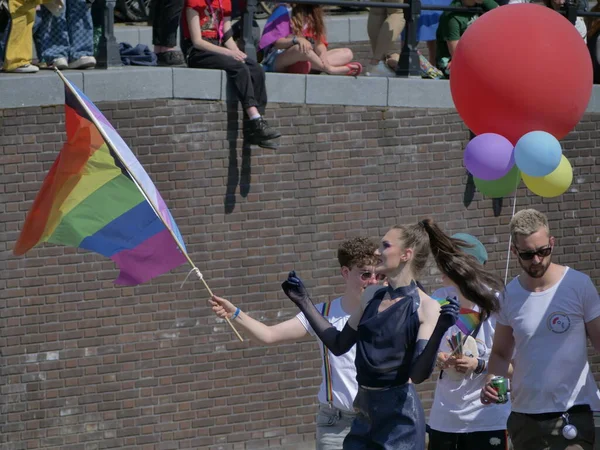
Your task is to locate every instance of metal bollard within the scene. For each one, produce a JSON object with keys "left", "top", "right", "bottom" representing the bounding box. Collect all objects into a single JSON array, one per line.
[
  {"left": 564, "top": 0, "right": 578, "bottom": 25},
  {"left": 240, "top": 0, "right": 257, "bottom": 61},
  {"left": 396, "top": 0, "right": 422, "bottom": 77},
  {"left": 95, "top": 0, "right": 122, "bottom": 69}
]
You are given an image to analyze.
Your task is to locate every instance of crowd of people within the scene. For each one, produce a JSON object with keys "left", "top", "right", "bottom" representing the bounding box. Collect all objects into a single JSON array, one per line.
[
  {"left": 212, "top": 209, "right": 600, "bottom": 450},
  {"left": 0, "top": 0, "right": 594, "bottom": 77},
  {"left": 0, "top": 0, "right": 597, "bottom": 147}
]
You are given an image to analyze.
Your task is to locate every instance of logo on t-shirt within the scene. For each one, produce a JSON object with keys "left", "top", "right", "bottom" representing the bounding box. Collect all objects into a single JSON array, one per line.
[{"left": 547, "top": 312, "right": 571, "bottom": 334}]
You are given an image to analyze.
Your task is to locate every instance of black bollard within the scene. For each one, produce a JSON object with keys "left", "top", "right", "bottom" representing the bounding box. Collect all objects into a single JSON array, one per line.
[
  {"left": 96, "top": 0, "right": 122, "bottom": 69},
  {"left": 240, "top": 0, "right": 257, "bottom": 61},
  {"left": 396, "top": 0, "right": 421, "bottom": 77}
]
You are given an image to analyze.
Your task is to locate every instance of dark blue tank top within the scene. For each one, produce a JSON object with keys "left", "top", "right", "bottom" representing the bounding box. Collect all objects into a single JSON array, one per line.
[{"left": 354, "top": 282, "right": 421, "bottom": 388}]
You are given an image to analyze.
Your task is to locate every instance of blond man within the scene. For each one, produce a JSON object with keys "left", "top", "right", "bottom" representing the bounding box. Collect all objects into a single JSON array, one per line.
[{"left": 482, "top": 209, "right": 600, "bottom": 450}]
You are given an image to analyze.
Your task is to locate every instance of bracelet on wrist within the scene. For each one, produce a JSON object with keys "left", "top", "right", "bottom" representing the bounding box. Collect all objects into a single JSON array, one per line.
[
  {"left": 231, "top": 307, "right": 241, "bottom": 320},
  {"left": 292, "top": 36, "right": 298, "bottom": 46},
  {"left": 474, "top": 358, "right": 486, "bottom": 374}
]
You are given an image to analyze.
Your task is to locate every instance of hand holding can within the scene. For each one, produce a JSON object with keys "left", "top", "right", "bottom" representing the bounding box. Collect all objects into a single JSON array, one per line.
[{"left": 490, "top": 376, "right": 509, "bottom": 404}]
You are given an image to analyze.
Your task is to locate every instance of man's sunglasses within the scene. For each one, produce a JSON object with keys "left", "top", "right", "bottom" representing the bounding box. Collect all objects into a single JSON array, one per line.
[
  {"left": 515, "top": 246, "right": 552, "bottom": 261},
  {"left": 361, "top": 272, "right": 386, "bottom": 282}
]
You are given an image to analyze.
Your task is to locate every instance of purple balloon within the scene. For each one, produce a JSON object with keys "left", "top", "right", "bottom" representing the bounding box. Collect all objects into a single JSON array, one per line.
[{"left": 464, "top": 133, "right": 515, "bottom": 181}]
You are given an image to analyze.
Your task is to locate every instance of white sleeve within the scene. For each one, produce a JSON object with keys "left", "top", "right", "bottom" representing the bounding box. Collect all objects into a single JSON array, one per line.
[
  {"left": 582, "top": 277, "right": 600, "bottom": 323},
  {"left": 295, "top": 305, "right": 322, "bottom": 336},
  {"left": 508, "top": 0, "right": 528, "bottom": 4},
  {"left": 496, "top": 291, "right": 509, "bottom": 326},
  {"left": 576, "top": 17, "right": 587, "bottom": 41}
]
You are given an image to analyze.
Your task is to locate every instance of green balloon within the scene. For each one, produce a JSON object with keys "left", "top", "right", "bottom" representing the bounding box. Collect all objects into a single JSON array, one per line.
[{"left": 474, "top": 166, "right": 521, "bottom": 198}]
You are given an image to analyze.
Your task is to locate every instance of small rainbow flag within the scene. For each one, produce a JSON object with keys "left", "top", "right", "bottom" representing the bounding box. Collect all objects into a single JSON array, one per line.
[
  {"left": 437, "top": 297, "right": 481, "bottom": 335},
  {"left": 258, "top": 4, "right": 291, "bottom": 51},
  {"left": 13, "top": 73, "right": 187, "bottom": 286}
]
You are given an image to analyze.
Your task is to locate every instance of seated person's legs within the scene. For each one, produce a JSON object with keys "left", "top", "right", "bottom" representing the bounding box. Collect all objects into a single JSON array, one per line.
[
  {"left": 273, "top": 45, "right": 360, "bottom": 75},
  {"left": 188, "top": 49, "right": 280, "bottom": 147}
]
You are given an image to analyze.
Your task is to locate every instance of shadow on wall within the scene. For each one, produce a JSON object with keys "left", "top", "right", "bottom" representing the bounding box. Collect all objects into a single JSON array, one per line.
[
  {"left": 462, "top": 171, "right": 504, "bottom": 217},
  {"left": 224, "top": 105, "right": 252, "bottom": 214},
  {"left": 464, "top": 131, "right": 504, "bottom": 217}
]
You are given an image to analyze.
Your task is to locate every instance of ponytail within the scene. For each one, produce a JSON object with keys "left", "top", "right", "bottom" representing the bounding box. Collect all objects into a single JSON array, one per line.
[{"left": 420, "top": 218, "right": 502, "bottom": 320}]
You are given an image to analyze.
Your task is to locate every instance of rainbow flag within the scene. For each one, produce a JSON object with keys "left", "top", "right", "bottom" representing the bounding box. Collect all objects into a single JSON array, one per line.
[
  {"left": 437, "top": 297, "right": 481, "bottom": 335},
  {"left": 258, "top": 4, "right": 291, "bottom": 51},
  {"left": 13, "top": 74, "right": 188, "bottom": 286}
]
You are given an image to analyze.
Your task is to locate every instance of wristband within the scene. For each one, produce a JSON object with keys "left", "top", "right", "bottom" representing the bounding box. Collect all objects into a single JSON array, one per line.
[
  {"left": 292, "top": 36, "right": 298, "bottom": 46},
  {"left": 474, "top": 358, "right": 486, "bottom": 374},
  {"left": 231, "top": 307, "right": 240, "bottom": 320}
]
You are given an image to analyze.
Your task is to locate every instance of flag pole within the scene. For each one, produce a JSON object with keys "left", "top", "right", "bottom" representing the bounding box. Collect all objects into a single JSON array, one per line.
[{"left": 55, "top": 69, "right": 243, "bottom": 342}]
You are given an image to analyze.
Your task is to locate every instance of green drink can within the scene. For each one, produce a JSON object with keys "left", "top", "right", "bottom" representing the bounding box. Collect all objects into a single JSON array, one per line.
[{"left": 490, "top": 376, "right": 509, "bottom": 404}]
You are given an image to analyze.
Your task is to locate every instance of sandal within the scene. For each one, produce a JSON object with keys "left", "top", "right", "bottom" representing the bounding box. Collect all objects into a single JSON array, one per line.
[{"left": 345, "top": 62, "right": 362, "bottom": 77}]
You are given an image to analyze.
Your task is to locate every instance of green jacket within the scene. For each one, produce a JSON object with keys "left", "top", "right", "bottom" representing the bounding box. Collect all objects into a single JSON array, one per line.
[{"left": 436, "top": 0, "right": 498, "bottom": 69}]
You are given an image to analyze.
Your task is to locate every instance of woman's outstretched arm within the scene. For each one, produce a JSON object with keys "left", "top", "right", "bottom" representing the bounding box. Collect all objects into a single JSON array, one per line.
[{"left": 281, "top": 271, "right": 360, "bottom": 356}]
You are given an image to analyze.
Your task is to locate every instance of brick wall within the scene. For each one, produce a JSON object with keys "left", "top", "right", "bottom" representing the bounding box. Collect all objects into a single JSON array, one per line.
[{"left": 1, "top": 99, "right": 599, "bottom": 450}]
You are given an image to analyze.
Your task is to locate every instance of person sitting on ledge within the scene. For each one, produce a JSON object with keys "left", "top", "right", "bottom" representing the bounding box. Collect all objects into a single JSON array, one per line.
[
  {"left": 181, "top": 0, "right": 281, "bottom": 149},
  {"left": 435, "top": 0, "right": 498, "bottom": 77},
  {"left": 258, "top": 3, "right": 362, "bottom": 76}
]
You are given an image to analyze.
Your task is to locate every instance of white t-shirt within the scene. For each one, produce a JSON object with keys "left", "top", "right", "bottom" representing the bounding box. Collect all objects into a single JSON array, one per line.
[
  {"left": 507, "top": 0, "right": 587, "bottom": 40},
  {"left": 296, "top": 297, "right": 357, "bottom": 413},
  {"left": 497, "top": 267, "right": 600, "bottom": 414},
  {"left": 428, "top": 287, "right": 511, "bottom": 433}
]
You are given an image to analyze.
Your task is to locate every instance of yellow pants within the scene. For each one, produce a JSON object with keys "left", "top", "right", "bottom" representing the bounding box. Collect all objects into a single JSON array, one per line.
[{"left": 3, "top": 0, "right": 45, "bottom": 71}]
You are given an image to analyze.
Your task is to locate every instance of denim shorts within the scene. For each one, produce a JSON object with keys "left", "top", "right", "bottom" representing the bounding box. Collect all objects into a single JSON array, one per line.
[{"left": 261, "top": 48, "right": 284, "bottom": 72}]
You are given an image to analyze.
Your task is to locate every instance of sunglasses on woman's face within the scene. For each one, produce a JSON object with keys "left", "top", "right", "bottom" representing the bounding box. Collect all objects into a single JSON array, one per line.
[
  {"left": 360, "top": 271, "right": 386, "bottom": 282},
  {"left": 515, "top": 245, "right": 553, "bottom": 261}
]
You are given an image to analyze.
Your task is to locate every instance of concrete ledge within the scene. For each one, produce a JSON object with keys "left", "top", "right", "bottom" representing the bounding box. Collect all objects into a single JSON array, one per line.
[
  {"left": 3, "top": 66, "right": 600, "bottom": 112},
  {"left": 388, "top": 78, "right": 455, "bottom": 109},
  {"left": 173, "top": 67, "right": 222, "bottom": 100},
  {"left": 82, "top": 67, "right": 173, "bottom": 102},
  {"left": 266, "top": 73, "right": 307, "bottom": 104},
  {"left": 0, "top": 72, "right": 84, "bottom": 108},
  {"left": 306, "top": 75, "right": 388, "bottom": 106}
]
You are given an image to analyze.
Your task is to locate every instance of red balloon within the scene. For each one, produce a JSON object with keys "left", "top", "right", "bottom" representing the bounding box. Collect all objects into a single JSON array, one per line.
[{"left": 450, "top": 4, "right": 592, "bottom": 145}]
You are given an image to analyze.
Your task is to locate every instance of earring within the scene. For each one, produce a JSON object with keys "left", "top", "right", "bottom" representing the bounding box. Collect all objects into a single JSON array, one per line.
[{"left": 561, "top": 413, "right": 578, "bottom": 440}]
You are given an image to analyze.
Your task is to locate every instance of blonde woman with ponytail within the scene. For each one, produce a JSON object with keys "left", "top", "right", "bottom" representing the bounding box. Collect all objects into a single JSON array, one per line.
[{"left": 282, "top": 218, "right": 502, "bottom": 449}]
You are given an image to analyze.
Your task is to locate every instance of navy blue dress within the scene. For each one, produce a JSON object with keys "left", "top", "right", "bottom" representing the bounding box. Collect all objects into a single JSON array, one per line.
[{"left": 344, "top": 282, "right": 425, "bottom": 450}]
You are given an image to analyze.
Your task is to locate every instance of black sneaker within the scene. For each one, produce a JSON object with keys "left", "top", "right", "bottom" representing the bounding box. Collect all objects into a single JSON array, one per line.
[
  {"left": 156, "top": 51, "right": 185, "bottom": 66},
  {"left": 256, "top": 139, "right": 279, "bottom": 150},
  {"left": 245, "top": 117, "right": 281, "bottom": 145}
]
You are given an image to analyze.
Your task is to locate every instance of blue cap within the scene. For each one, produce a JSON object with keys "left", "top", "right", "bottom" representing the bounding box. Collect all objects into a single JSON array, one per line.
[{"left": 452, "top": 233, "right": 488, "bottom": 265}]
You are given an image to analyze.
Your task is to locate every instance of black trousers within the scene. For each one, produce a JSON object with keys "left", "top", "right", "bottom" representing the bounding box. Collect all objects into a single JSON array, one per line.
[
  {"left": 150, "top": 0, "right": 184, "bottom": 47},
  {"left": 187, "top": 47, "right": 267, "bottom": 114},
  {"left": 428, "top": 428, "right": 510, "bottom": 450},
  {"left": 507, "top": 407, "right": 594, "bottom": 450}
]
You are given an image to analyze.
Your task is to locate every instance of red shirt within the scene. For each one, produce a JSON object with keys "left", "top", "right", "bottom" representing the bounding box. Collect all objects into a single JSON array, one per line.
[
  {"left": 182, "top": 0, "right": 232, "bottom": 41},
  {"left": 303, "top": 24, "right": 328, "bottom": 47}
]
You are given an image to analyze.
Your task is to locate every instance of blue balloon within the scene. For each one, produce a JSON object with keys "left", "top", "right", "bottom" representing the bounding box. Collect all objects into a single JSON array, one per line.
[{"left": 514, "top": 131, "right": 562, "bottom": 177}]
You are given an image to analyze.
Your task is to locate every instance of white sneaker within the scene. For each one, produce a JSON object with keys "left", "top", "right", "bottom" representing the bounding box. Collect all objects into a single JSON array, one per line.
[
  {"left": 68, "top": 56, "right": 96, "bottom": 70},
  {"left": 9, "top": 64, "right": 40, "bottom": 73},
  {"left": 366, "top": 61, "right": 396, "bottom": 77},
  {"left": 51, "top": 57, "right": 68, "bottom": 70}
]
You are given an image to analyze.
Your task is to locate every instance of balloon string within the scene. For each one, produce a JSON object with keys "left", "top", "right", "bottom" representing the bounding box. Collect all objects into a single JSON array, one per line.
[{"left": 503, "top": 190, "right": 518, "bottom": 286}]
